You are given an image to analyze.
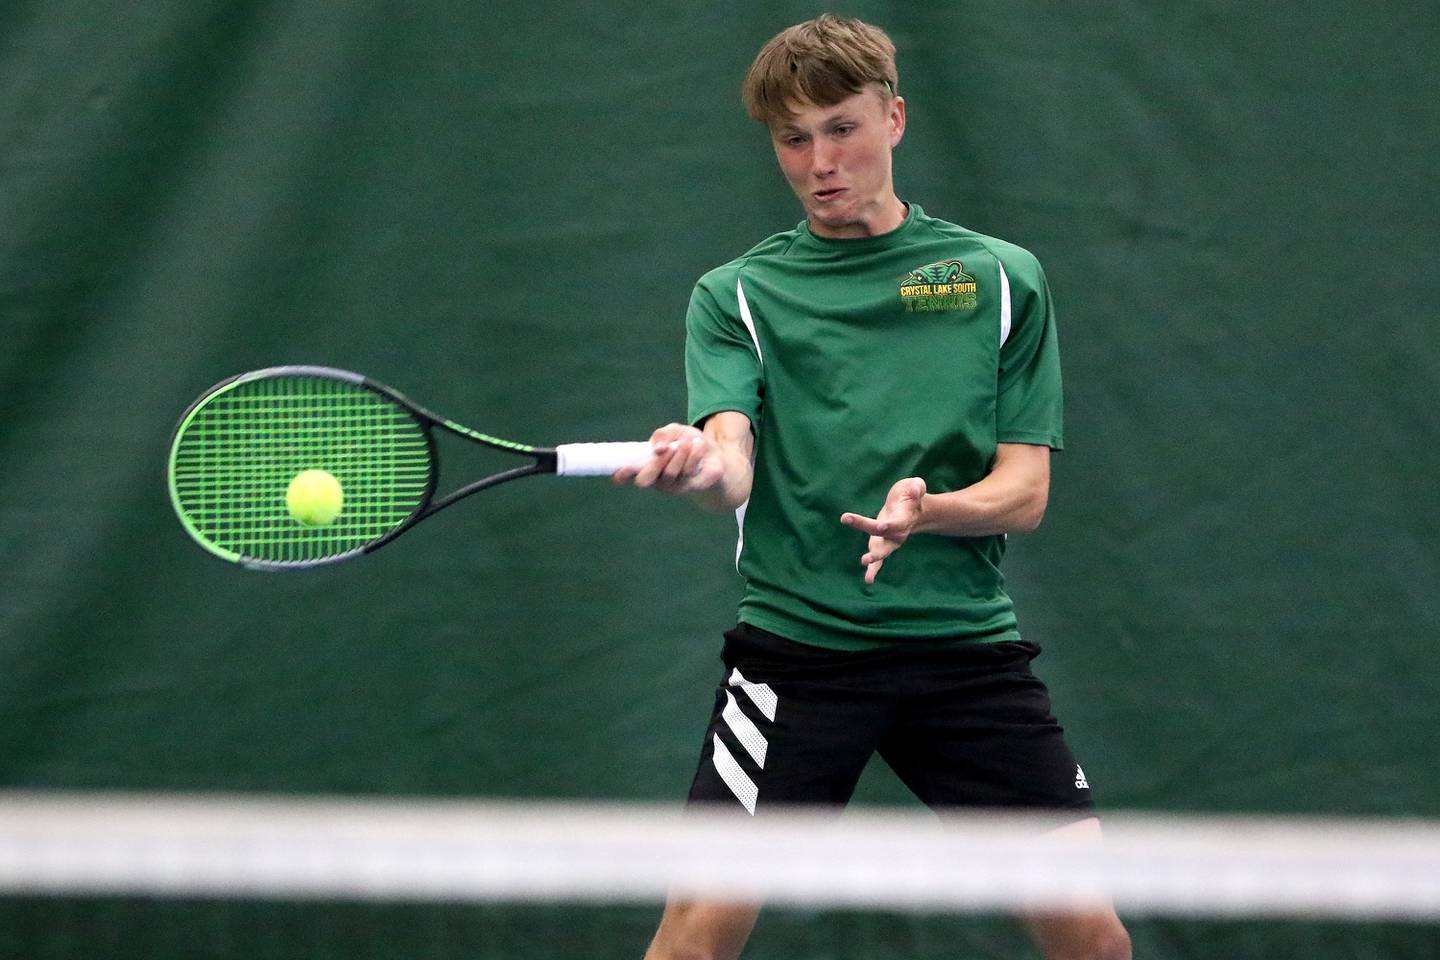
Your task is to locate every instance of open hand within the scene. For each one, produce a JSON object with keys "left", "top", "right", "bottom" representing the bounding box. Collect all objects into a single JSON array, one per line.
[{"left": 840, "top": 477, "right": 927, "bottom": 584}]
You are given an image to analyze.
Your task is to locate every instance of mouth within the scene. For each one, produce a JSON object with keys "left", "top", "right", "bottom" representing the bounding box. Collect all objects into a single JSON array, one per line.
[{"left": 812, "top": 187, "right": 847, "bottom": 203}]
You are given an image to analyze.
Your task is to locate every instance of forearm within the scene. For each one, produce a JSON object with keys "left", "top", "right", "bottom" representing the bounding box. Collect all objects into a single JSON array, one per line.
[
  {"left": 913, "top": 445, "right": 1050, "bottom": 536},
  {"left": 689, "top": 412, "right": 754, "bottom": 512},
  {"left": 914, "top": 481, "right": 1046, "bottom": 536}
]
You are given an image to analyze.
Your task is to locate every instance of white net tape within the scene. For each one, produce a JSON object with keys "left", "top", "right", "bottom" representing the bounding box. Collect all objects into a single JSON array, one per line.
[{"left": 2, "top": 792, "right": 1438, "bottom": 920}]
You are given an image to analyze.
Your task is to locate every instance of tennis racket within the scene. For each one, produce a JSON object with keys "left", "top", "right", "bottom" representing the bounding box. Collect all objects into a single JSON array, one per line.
[{"left": 167, "top": 365, "right": 654, "bottom": 570}]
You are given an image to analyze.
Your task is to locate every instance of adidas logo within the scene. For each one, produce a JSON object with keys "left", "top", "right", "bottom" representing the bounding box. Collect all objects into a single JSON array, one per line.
[{"left": 1074, "top": 765, "right": 1089, "bottom": 790}]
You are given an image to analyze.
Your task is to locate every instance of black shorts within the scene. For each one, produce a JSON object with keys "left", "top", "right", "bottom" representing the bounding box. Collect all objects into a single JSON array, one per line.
[{"left": 686, "top": 623, "right": 1094, "bottom": 817}]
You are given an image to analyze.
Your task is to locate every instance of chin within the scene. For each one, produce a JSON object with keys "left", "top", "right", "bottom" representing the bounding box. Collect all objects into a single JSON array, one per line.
[{"left": 810, "top": 209, "right": 857, "bottom": 230}]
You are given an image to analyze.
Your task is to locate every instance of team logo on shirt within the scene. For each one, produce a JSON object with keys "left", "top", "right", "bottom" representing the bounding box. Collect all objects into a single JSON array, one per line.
[{"left": 899, "top": 260, "right": 978, "bottom": 313}]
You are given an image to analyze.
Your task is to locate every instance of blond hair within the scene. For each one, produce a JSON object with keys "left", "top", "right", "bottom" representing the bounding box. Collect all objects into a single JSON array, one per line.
[{"left": 741, "top": 14, "right": 898, "bottom": 126}]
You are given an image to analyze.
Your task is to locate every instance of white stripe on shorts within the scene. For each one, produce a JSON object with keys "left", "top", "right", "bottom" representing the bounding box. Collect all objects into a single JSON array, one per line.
[
  {"left": 722, "top": 691, "right": 768, "bottom": 768},
  {"left": 728, "top": 668, "right": 777, "bottom": 721},
  {"left": 711, "top": 734, "right": 758, "bottom": 814}
]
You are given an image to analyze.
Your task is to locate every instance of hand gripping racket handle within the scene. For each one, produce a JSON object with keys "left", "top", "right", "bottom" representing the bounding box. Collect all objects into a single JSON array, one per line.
[{"left": 554, "top": 442, "right": 655, "bottom": 477}]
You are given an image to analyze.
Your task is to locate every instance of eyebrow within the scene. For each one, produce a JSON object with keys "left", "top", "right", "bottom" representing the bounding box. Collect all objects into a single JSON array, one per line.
[{"left": 776, "top": 112, "right": 859, "bottom": 135}]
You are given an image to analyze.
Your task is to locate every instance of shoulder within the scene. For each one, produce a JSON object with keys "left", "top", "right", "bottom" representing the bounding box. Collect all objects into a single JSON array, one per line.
[
  {"left": 910, "top": 210, "right": 1046, "bottom": 288},
  {"left": 693, "top": 225, "right": 806, "bottom": 292}
]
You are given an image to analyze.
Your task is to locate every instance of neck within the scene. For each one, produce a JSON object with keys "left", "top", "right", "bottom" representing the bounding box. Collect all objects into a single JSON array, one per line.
[{"left": 809, "top": 196, "right": 907, "bottom": 239}]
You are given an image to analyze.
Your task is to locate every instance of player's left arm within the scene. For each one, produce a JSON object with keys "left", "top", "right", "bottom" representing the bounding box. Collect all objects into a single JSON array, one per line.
[
  {"left": 845, "top": 247, "right": 1061, "bottom": 583},
  {"left": 839, "top": 443, "right": 1050, "bottom": 584}
]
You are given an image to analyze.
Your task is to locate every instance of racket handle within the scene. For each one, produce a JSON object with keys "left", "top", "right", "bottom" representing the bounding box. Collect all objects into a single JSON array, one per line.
[{"left": 554, "top": 441, "right": 655, "bottom": 477}]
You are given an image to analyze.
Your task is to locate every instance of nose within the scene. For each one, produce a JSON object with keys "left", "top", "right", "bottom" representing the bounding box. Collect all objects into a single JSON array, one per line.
[{"left": 810, "top": 140, "right": 837, "bottom": 178}]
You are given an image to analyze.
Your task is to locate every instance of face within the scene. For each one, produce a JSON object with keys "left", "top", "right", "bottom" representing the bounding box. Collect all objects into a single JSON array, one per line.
[{"left": 769, "top": 86, "right": 906, "bottom": 239}]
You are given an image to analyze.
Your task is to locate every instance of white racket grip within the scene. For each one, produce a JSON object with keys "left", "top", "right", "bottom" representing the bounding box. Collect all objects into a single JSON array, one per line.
[{"left": 554, "top": 441, "right": 656, "bottom": 477}]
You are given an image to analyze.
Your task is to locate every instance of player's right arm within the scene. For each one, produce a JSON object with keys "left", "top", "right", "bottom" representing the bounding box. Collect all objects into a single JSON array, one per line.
[
  {"left": 618, "top": 262, "right": 760, "bottom": 510},
  {"left": 611, "top": 411, "right": 753, "bottom": 512}
]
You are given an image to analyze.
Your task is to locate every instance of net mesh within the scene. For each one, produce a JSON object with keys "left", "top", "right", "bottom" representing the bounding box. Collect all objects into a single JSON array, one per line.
[
  {"left": 168, "top": 374, "right": 434, "bottom": 567},
  {"left": 2, "top": 793, "right": 1438, "bottom": 960}
]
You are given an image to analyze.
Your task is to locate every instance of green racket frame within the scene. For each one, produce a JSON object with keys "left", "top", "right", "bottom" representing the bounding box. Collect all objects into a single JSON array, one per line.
[{"left": 167, "top": 366, "right": 559, "bottom": 570}]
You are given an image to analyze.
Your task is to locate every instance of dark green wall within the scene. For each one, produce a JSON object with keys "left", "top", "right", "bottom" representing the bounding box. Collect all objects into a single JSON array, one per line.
[{"left": 2, "top": 2, "right": 1437, "bottom": 957}]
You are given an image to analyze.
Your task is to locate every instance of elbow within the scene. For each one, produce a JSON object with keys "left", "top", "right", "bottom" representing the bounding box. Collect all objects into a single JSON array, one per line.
[
  {"left": 1013, "top": 490, "right": 1049, "bottom": 533},
  {"left": 1012, "top": 512, "right": 1044, "bottom": 534},
  {"left": 991, "top": 446, "right": 1052, "bottom": 534}
]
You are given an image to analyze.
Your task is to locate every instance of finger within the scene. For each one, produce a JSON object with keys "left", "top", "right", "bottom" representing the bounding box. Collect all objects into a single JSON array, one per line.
[
  {"left": 659, "top": 440, "right": 713, "bottom": 492},
  {"left": 864, "top": 559, "right": 883, "bottom": 584},
  {"left": 879, "top": 478, "right": 924, "bottom": 512},
  {"left": 650, "top": 424, "right": 691, "bottom": 445},
  {"left": 680, "top": 437, "right": 708, "bottom": 478},
  {"left": 840, "top": 512, "right": 885, "bottom": 535},
  {"left": 860, "top": 536, "right": 898, "bottom": 566},
  {"left": 898, "top": 477, "right": 927, "bottom": 501},
  {"left": 650, "top": 439, "right": 682, "bottom": 463},
  {"left": 682, "top": 439, "right": 709, "bottom": 478},
  {"left": 661, "top": 438, "right": 694, "bottom": 481},
  {"left": 685, "top": 454, "right": 725, "bottom": 493},
  {"left": 632, "top": 458, "right": 661, "bottom": 487},
  {"left": 633, "top": 447, "right": 679, "bottom": 487}
]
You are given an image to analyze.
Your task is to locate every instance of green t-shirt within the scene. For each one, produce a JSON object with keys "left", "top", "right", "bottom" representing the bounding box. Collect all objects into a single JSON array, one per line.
[{"left": 685, "top": 204, "right": 1063, "bottom": 650}]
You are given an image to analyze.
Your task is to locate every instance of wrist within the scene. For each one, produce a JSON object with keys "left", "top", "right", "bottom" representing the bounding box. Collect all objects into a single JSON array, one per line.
[
  {"left": 912, "top": 491, "right": 935, "bottom": 535},
  {"left": 689, "top": 462, "right": 748, "bottom": 513}
]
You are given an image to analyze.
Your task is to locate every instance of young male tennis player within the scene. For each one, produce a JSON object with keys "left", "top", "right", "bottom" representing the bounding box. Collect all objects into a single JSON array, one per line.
[{"left": 615, "top": 15, "right": 1131, "bottom": 960}]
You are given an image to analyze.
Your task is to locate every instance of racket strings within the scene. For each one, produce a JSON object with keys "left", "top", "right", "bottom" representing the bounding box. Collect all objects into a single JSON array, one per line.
[{"left": 170, "top": 375, "right": 434, "bottom": 565}]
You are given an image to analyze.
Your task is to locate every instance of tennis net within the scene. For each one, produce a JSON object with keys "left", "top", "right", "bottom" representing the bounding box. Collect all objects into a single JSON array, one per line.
[{"left": 2, "top": 791, "right": 1438, "bottom": 959}]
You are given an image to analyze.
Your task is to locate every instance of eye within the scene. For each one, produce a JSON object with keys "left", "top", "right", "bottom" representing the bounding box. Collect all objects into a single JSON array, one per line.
[
  {"left": 783, "top": 135, "right": 807, "bottom": 147},
  {"left": 834, "top": 124, "right": 855, "bottom": 137}
]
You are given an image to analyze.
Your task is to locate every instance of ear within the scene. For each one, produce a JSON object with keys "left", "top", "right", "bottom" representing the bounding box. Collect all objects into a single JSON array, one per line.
[{"left": 888, "top": 96, "right": 907, "bottom": 148}]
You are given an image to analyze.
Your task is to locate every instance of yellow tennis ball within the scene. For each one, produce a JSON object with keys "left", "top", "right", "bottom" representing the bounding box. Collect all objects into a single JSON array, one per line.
[{"left": 286, "top": 469, "right": 343, "bottom": 526}]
